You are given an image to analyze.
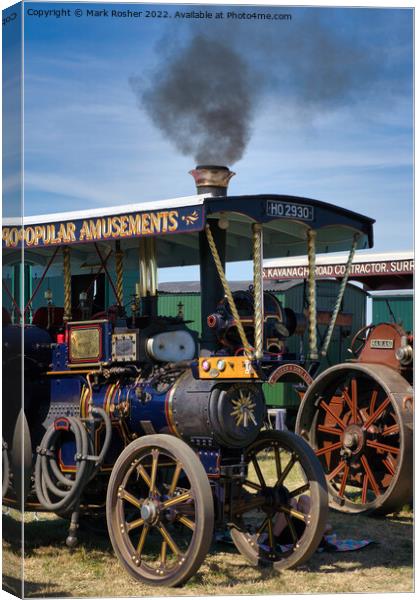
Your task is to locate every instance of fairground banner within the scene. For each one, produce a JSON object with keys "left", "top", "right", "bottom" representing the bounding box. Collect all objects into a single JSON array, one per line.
[{"left": 2, "top": 205, "right": 204, "bottom": 249}]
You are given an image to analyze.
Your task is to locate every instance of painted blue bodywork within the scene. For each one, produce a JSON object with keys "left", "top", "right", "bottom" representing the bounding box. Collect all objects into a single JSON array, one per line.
[
  {"left": 55, "top": 378, "right": 172, "bottom": 471},
  {"left": 128, "top": 383, "right": 169, "bottom": 435},
  {"left": 51, "top": 378, "right": 82, "bottom": 406},
  {"left": 52, "top": 343, "right": 68, "bottom": 370}
]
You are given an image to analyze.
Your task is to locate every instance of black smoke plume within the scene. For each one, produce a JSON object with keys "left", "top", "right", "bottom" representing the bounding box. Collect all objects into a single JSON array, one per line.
[
  {"left": 130, "top": 14, "right": 404, "bottom": 165},
  {"left": 130, "top": 34, "right": 258, "bottom": 165}
]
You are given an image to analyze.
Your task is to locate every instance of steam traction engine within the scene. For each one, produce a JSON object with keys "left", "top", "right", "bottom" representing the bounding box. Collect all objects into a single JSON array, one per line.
[{"left": 2, "top": 166, "right": 375, "bottom": 587}]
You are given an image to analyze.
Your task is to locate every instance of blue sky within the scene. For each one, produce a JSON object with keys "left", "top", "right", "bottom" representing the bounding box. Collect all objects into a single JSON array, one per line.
[{"left": 3, "top": 2, "right": 414, "bottom": 278}]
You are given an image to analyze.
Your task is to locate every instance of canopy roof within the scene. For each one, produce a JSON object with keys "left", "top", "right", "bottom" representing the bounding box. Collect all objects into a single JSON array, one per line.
[{"left": 3, "top": 193, "right": 375, "bottom": 272}]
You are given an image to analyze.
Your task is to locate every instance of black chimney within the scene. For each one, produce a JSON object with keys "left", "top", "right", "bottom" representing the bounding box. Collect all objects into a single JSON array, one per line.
[
  {"left": 190, "top": 165, "right": 235, "bottom": 196},
  {"left": 191, "top": 166, "right": 235, "bottom": 354}
]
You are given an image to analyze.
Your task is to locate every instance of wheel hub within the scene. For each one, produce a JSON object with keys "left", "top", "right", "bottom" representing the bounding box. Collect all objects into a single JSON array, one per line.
[
  {"left": 273, "top": 483, "right": 289, "bottom": 506},
  {"left": 141, "top": 499, "right": 159, "bottom": 525},
  {"left": 342, "top": 424, "right": 365, "bottom": 454},
  {"left": 263, "top": 483, "right": 289, "bottom": 513}
]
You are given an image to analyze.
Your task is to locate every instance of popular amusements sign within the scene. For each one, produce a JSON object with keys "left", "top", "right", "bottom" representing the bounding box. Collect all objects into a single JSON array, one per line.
[{"left": 2, "top": 206, "right": 204, "bottom": 249}]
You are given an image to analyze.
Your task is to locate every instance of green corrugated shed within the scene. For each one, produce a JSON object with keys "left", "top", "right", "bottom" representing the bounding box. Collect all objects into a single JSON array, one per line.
[
  {"left": 372, "top": 294, "right": 413, "bottom": 331},
  {"left": 159, "top": 293, "right": 201, "bottom": 332}
]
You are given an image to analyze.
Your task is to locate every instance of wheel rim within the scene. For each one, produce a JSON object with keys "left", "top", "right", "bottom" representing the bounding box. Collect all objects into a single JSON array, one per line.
[
  {"left": 108, "top": 440, "right": 208, "bottom": 584},
  {"left": 230, "top": 431, "right": 327, "bottom": 569},
  {"left": 304, "top": 368, "right": 412, "bottom": 513}
]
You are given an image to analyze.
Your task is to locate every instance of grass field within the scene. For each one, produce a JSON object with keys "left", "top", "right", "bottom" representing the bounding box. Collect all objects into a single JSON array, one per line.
[{"left": 2, "top": 505, "right": 413, "bottom": 597}]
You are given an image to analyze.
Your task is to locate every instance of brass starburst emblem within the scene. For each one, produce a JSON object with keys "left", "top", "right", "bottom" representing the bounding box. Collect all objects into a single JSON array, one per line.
[{"left": 230, "top": 390, "right": 257, "bottom": 428}]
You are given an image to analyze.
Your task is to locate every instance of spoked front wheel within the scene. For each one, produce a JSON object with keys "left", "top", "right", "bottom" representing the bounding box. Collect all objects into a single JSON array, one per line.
[
  {"left": 229, "top": 430, "right": 328, "bottom": 570},
  {"left": 106, "top": 434, "right": 214, "bottom": 587}
]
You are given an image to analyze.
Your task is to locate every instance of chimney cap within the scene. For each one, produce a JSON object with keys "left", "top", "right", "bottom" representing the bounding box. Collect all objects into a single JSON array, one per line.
[
  {"left": 195, "top": 164, "right": 230, "bottom": 171},
  {"left": 190, "top": 165, "right": 235, "bottom": 192}
]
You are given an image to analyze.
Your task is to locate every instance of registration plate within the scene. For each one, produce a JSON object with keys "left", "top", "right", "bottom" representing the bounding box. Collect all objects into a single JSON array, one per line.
[
  {"left": 266, "top": 200, "right": 314, "bottom": 222},
  {"left": 370, "top": 339, "right": 394, "bottom": 349}
]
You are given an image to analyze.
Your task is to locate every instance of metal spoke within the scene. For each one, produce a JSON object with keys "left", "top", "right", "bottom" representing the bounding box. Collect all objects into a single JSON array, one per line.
[
  {"left": 160, "top": 541, "right": 167, "bottom": 567},
  {"left": 280, "top": 505, "right": 307, "bottom": 523},
  {"left": 162, "top": 491, "right": 192, "bottom": 509},
  {"left": 257, "top": 517, "right": 269, "bottom": 535},
  {"left": 320, "top": 400, "right": 346, "bottom": 430},
  {"left": 149, "top": 449, "right": 159, "bottom": 495},
  {"left": 358, "top": 408, "right": 368, "bottom": 425},
  {"left": 157, "top": 522, "right": 181, "bottom": 557},
  {"left": 251, "top": 456, "right": 266, "bottom": 488},
  {"left": 176, "top": 514, "right": 195, "bottom": 531},
  {"left": 119, "top": 488, "right": 143, "bottom": 509},
  {"left": 277, "top": 455, "right": 297, "bottom": 486},
  {"left": 361, "top": 454, "right": 380, "bottom": 497},
  {"left": 342, "top": 386, "right": 357, "bottom": 425},
  {"left": 168, "top": 461, "right": 183, "bottom": 496},
  {"left": 342, "top": 388, "right": 353, "bottom": 413},
  {"left": 382, "top": 424, "right": 399, "bottom": 436},
  {"left": 288, "top": 482, "right": 310, "bottom": 498},
  {"left": 126, "top": 517, "right": 145, "bottom": 532},
  {"left": 382, "top": 457, "right": 395, "bottom": 476},
  {"left": 274, "top": 445, "right": 282, "bottom": 480},
  {"left": 315, "top": 441, "right": 342, "bottom": 457},
  {"left": 285, "top": 514, "right": 298, "bottom": 544},
  {"left": 351, "top": 378, "right": 359, "bottom": 424},
  {"left": 317, "top": 424, "right": 342, "bottom": 436},
  {"left": 136, "top": 524, "right": 149, "bottom": 556},
  {"left": 363, "top": 398, "right": 391, "bottom": 431},
  {"left": 361, "top": 474, "right": 369, "bottom": 504},
  {"left": 136, "top": 462, "right": 162, "bottom": 496},
  {"left": 338, "top": 464, "right": 350, "bottom": 497},
  {"left": 243, "top": 479, "right": 262, "bottom": 491},
  {"left": 366, "top": 440, "right": 399, "bottom": 455},
  {"left": 267, "top": 517, "right": 274, "bottom": 549},
  {"left": 137, "top": 464, "right": 151, "bottom": 487},
  {"left": 326, "top": 460, "right": 346, "bottom": 481},
  {"left": 369, "top": 389, "right": 378, "bottom": 417}
]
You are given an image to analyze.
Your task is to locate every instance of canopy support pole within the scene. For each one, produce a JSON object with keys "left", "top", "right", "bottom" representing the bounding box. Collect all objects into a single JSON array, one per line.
[
  {"left": 252, "top": 223, "right": 264, "bottom": 360},
  {"left": 63, "top": 246, "right": 72, "bottom": 323},
  {"left": 307, "top": 229, "right": 318, "bottom": 361},
  {"left": 320, "top": 233, "right": 359, "bottom": 358},
  {"left": 115, "top": 241, "right": 124, "bottom": 310},
  {"left": 205, "top": 224, "right": 252, "bottom": 357},
  {"left": 138, "top": 238, "right": 157, "bottom": 317},
  {"left": 148, "top": 238, "right": 157, "bottom": 297},
  {"left": 138, "top": 238, "right": 148, "bottom": 298},
  {"left": 24, "top": 247, "right": 60, "bottom": 319},
  {"left": 199, "top": 220, "right": 226, "bottom": 353}
]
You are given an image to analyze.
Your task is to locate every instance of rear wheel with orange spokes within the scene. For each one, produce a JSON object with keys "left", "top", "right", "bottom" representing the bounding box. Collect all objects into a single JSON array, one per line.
[
  {"left": 106, "top": 435, "right": 214, "bottom": 587},
  {"left": 296, "top": 364, "right": 413, "bottom": 515}
]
